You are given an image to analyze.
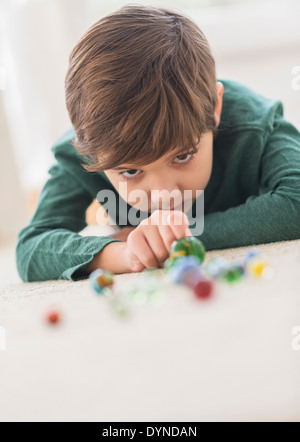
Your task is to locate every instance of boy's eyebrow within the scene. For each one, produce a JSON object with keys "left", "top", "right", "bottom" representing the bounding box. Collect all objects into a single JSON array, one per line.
[{"left": 112, "top": 146, "right": 198, "bottom": 171}]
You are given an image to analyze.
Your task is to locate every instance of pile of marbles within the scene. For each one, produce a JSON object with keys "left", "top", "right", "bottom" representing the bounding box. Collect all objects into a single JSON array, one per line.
[
  {"left": 165, "top": 237, "right": 274, "bottom": 298},
  {"left": 89, "top": 236, "right": 274, "bottom": 318},
  {"left": 90, "top": 267, "right": 166, "bottom": 318}
]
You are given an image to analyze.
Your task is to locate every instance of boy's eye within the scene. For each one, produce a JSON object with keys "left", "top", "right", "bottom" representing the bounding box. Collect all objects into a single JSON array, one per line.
[
  {"left": 118, "top": 150, "right": 196, "bottom": 180},
  {"left": 120, "top": 169, "right": 141, "bottom": 179},
  {"left": 173, "top": 152, "right": 193, "bottom": 163}
]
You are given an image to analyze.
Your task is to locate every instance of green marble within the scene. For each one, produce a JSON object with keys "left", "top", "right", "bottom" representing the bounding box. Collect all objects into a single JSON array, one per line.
[
  {"left": 169, "top": 236, "right": 206, "bottom": 263},
  {"left": 222, "top": 265, "right": 244, "bottom": 283}
]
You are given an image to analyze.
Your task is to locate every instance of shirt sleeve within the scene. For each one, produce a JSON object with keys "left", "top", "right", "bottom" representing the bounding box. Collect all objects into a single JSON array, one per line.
[
  {"left": 198, "top": 115, "right": 300, "bottom": 250},
  {"left": 15, "top": 162, "right": 122, "bottom": 282}
]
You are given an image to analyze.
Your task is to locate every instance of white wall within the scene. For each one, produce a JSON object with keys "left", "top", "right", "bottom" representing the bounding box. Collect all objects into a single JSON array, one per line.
[
  {"left": 0, "top": 0, "right": 91, "bottom": 191},
  {"left": 0, "top": 93, "right": 26, "bottom": 239},
  {"left": 191, "top": 0, "right": 300, "bottom": 130}
]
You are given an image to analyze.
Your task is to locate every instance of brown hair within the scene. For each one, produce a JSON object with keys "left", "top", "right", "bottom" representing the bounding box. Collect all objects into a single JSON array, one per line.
[{"left": 65, "top": 4, "right": 218, "bottom": 172}]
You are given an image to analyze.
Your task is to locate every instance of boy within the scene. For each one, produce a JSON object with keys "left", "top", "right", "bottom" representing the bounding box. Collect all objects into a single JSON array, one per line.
[{"left": 16, "top": 5, "right": 300, "bottom": 282}]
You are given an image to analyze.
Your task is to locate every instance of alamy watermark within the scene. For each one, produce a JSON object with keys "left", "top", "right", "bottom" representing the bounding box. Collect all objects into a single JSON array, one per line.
[
  {"left": 291, "top": 326, "right": 300, "bottom": 351},
  {"left": 96, "top": 183, "right": 205, "bottom": 236},
  {"left": 291, "top": 66, "right": 300, "bottom": 91},
  {"left": 0, "top": 327, "right": 6, "bottom": 351},
  {"left": 0, "top": 65, "right": 6, "bottom": 91}
]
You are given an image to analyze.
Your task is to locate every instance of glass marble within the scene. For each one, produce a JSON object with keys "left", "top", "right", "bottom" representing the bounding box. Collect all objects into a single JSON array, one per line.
[
  {"left": 90, "top": 268, "right": 114, "bottom": 295},
  {"left": 169, "top": 236, "right": 206, "bottom": 263},
  {"left": 244, "top": 248, "right": 261, "bottom": 265},
  {"left": 221, "top": 264, "right": 244, "bottom": 283},
  {"left": 246, "top": 257, "right": 268, "bottom": 277},
  {"left": 167, "top": 256, "right": 202, "bottom": 284},
  {"left": 205, "top": 257, "right": 229, "bottom": 279},
  {"left": 179, "top": 265, "right": 214, "bottom": 299}
]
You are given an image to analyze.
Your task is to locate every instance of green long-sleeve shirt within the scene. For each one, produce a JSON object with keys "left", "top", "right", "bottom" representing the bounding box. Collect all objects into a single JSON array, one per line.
[{"left": 16, "top": 79, "right": 300, "bottom": 282}]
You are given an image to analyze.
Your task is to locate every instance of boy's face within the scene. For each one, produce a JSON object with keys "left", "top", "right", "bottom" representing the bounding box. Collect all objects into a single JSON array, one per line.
[{"left": 103, "top": 82, "right": 224, "bottom": 213}]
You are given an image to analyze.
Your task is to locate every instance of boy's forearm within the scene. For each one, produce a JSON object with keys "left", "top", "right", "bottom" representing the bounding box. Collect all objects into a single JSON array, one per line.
[
  {"left": 199, "top": 192, "right": 300, "bottom": 250},
  {"left": 85, "top": 241, "right": 131, "bottom": 274}
]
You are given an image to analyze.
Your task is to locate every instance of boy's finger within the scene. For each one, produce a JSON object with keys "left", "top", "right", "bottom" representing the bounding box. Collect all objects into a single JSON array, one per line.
[
  {"left": 130, "top": 230, "right": 160, "bottom": 269},
  {"left": 157, "top": 223, "right": 178, "bottom": 252},
  {"left": 142, "top": 225, "right": 169, "bottom": 263},
  {"left": 166, "top": 211, "right": 191, "bottom": 239}
]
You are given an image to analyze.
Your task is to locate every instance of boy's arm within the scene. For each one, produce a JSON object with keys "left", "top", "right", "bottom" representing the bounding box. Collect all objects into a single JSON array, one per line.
[
  {"left": 199, "top": 116, "right": 300, "bottom": 250},
  {"left": 16, "top": 162, "right": 124, "bottom": 282}
]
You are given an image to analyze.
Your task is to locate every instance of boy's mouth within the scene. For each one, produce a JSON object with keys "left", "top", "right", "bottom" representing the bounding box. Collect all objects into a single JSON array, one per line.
[
  {"left": 150, "top": 200, "right": 194, "bottom": 212},
  {"left": 127, "top": 194, "right": 197, "bottom": 213}
]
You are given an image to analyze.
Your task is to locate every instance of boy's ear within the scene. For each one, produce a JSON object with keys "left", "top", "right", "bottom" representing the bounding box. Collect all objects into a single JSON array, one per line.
[{"left": 214, "top": 81, "right": 224, "bottom": 128}]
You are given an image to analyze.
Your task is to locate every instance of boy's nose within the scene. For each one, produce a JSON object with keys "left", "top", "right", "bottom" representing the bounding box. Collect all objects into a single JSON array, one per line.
[{"left": 149, "top": 187, "right": 182, "bottom": 211}]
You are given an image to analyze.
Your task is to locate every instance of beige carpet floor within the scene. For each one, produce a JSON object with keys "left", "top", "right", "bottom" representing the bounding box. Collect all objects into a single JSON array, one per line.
[{"left": 0, "top": 226, "right": 300, "bottom": 422}]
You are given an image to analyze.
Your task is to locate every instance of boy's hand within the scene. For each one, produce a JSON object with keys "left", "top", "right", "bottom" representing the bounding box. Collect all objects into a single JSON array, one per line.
[{"left": 123, "top": 209, "right": 192, "bottom": 272}]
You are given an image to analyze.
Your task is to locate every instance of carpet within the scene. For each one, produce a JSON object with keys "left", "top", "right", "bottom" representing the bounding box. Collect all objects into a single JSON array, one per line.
[{"left": 0, "top": 225, "right": 300, "bottom": 421}]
